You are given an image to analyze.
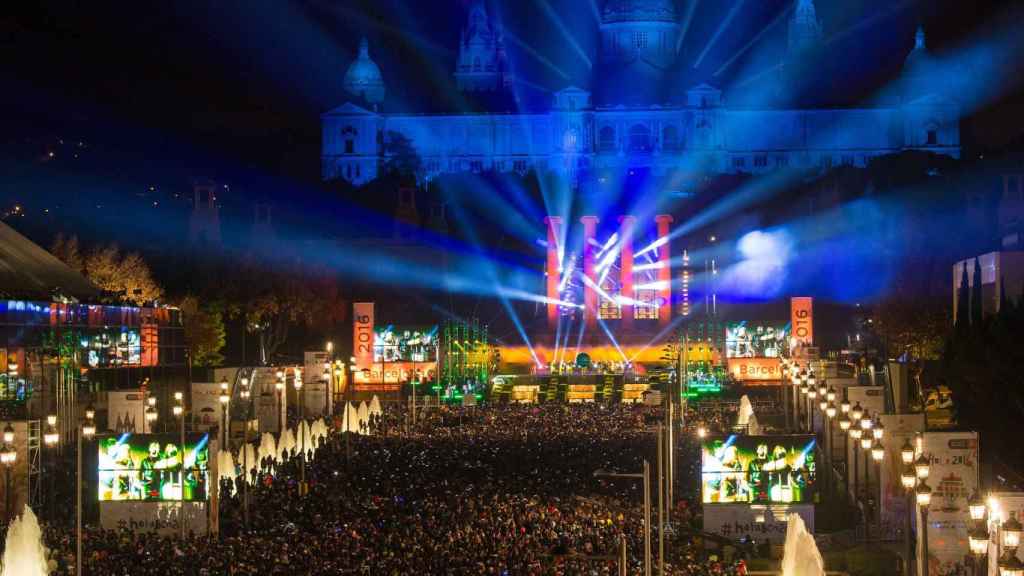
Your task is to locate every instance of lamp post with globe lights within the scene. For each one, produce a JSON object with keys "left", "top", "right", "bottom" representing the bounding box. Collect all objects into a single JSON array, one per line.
[
  {"left": 999, "top": 513, "right": 1023, "bottom": 576},
  {"left": 275, "top": 370, "right": 285, "bottom": 434},
  {"left": 43, "top": 414, "right": 58, "bottom": 520},
  {"left": 1, "top": 423, "right": 16, "bottom": 523},
  {"left": 901, "top": 464, "right": 918, "bottom": 576},
  {"left": 968, "top": 491, "right": 989, "bottom": 576},
  {"left": 294, "top": 367, "right": 305, "bottom": 489},
  {"left": 901, "top": 440, "right": 917, "bottom": 575},
  {"left": 780, "top": 359, "right": 790, "bottom": 430},
  {"left": 76, "top": 406, "right": 95, "bottom": 576},
  {"left": 918, "top": 481, "right": 933, "bottom": 576},
  {"left": 858, "top": 414, "right": 874, "bottom": 541},
  {"left": 794, "top": 364, "right": 802, "bottom": 428},
  {"left": 173, "top": 390, "right": 187, "bottom": 539}
]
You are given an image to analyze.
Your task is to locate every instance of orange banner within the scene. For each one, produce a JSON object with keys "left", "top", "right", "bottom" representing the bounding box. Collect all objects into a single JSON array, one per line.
[
  {"left": 352, "top": 302, "right": 374, "bottom": 372},
  {"left": 727, "top": 357, "right": 782, "bottom": 383},
  {"left": 790, "top": 297, "right": 813, "bottom": 347}
]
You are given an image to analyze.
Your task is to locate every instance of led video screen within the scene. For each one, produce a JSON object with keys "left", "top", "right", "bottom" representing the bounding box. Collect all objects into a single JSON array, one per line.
[
  {"left": 725, "top": 322, "right": 790, "bottom": 358},
  {"left": 374, "top": 325, "right": 438, "bottom": 362},
  {"left": 701, "top": 435, "right": 816, "bottom": 504},
  {"left": 98, "top": 433, "right": 210, "bottom": 502}
]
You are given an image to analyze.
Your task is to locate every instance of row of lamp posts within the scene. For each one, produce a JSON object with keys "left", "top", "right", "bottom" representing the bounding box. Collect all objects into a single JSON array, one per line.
[
  {"left": 780, "top": 358, "right": 887, "bottom": 541},
  {"left": 965, "top": 492, "right": 1024, "bottom": 576}
]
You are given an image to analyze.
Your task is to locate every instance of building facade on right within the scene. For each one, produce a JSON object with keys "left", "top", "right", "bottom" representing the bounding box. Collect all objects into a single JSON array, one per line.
[{"left": 952, "top": 251, "right": 1024, "bottom": 323}]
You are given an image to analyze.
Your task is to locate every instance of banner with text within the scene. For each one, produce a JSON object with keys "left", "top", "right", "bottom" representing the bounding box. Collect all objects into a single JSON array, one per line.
[
  {"left": 352, "top": 302, "right": 375, "bottom": 373},
  {"left": 727, "top": 357, "right": 782, "bottom": 383},
  {"left": 918, "top": 431, "right": 979, "bottom": 576},
  {"left": 703, "top": 503, "right": 814, "bottom": 539},
  {"left": 790, "top": 297, "right": 814, "bottom": 347}
]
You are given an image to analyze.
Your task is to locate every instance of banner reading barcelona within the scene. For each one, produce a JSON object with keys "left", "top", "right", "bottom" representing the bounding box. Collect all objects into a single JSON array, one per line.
[
  {"left": 701, "top": 435, "right": 817, "bottom": 504},
  {"left": 98, "top": 433, "right": 211, "bottom": 502}
]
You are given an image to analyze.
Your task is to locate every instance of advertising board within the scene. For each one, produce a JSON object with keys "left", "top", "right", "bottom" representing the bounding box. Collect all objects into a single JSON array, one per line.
[
  {"left": 702, "top": 435, "right": 817, "bottom": 505},
  {"left": 98, "top": 433, "right": 211, "bottom": 502},
  {"left": 725, "top": 322, "right": 790, "bottom": 358}
]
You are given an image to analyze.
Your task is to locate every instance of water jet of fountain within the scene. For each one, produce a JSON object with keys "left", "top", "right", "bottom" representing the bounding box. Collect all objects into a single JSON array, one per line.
[
  {"left": 781, "top": 513, "right": 824, "bottom": 576},
  {"left": 1, "top": 505, "right": 49, "bottom": 576},
  {"left": 737, "top": 394, "right": 761, "bottom": 435}
]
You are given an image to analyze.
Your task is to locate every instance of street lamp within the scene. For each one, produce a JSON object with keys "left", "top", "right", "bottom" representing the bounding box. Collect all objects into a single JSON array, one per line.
[
  {"left": 174, "top": 391, "right": 186, "bottom": 539},
  {"left": 76, "top": 407, "right": 95, "bottom": 576},
  {"left": 851, "top": 426, "right": 863, "bottom": 505},
  {"left": 43, "top": 418, "right": 58, "bottom": 520},
  {"left": 1001, "top": 513, "right": 1024, "bottom": 576},
  {"left": 901, "top": 465, "right": 917, "bottom": 576},
  {"left": 275, "top": 370, "right": 285, "bottom": 433},
  {"left": 219, "top": 378, "right": 230, "bottom": 453},
  {"left": 294, "top": 367, "right": 305, "bottom": 488},
  {"left": 969, "top": 491, "right": 990, "bottom": 576},
  {"left": 827, "top": 386, "right": 837, "bottom": 403},
  {"left": 595, "top": 462, "right": 652, "bottom": 576},
  {"left": 851, "top": 402, "right": 864, "bottom": 424},
  {"left": 918, "top": 481, "right": 933, "bottom": 576},
  {"left": 901, "top": 440, "right": 915, "bottom": 466},
  {"left": 1, "top": 426, "right": 16, "bottom": 524},
  {"left": 916, "top": 453, "right": 931, "bottom": 481}
]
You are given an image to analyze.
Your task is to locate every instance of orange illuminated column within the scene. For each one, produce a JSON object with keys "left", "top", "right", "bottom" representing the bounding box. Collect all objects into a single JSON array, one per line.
[
  {"left": 618, "top": 215, "right": 636, "bottom": 329},
  {"left": 544, "top": 216, "right": 563, "bottom": 329},
  {"left": 581, "top": 215, "right": 600, "bottom": 328},
  {"left": 655, "top": 214, "right": 674, "bottom": 327}
]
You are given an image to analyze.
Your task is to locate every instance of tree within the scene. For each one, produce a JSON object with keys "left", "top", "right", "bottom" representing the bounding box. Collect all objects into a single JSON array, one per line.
[
  {"left": 944, "top": 297, "right": 1024, "bottom": 473},
  {"left": 870, "top": 297, "right": 949, "bottom": 361},
  {"left": 50, "top": 233, "right": 84, "bottom": 273},
  {"left": 83, "top": 245, "right": 164, "bottom": 305},
  {"left": 179, "top": 296, "right": 226, "bottom": 367}
]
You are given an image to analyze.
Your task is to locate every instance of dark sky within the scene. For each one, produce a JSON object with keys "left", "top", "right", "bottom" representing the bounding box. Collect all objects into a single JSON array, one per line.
[{"left": 3, "top": 0, "right": 1023, "bottom": 191}]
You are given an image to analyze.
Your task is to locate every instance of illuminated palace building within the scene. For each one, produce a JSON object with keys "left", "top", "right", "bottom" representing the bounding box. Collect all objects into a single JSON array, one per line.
[{"left": 322, "top": 0, "right": 960, "bottom": 187}]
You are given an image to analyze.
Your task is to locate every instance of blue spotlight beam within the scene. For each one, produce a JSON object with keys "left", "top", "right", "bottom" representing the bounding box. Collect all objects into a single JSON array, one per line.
[
  {"left": 694, "top": 0, "right": 746, "bottom": 69},
  {"left": 676, "top": 0, "right": 701, "bottom": 54},
  {"left": 504, "top": 32, "right": 572, "bottom": 81},
  {"left": 532, "top": 0, "right": 593, "bottom": 69},
  {"left": 713, "top": 5, "right": 792, "bottom": 77}
]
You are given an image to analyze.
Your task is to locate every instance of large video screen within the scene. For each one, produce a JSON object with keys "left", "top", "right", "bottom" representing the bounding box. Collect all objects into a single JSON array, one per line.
[
  {"left": 98, "top": 433, "right": 210, "bottom": 502},
  {"left": 725, "top": 322, "right": 790, "bottom": 358},
  {"left": 374, "top": 325, "right": 438, "bottom": 362},
  {"left": 701, "top": 435, "right": 816, "bottom": 504}
]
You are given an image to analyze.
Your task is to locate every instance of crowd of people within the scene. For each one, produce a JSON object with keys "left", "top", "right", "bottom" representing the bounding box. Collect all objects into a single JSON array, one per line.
[{"left": 32, "top": 402, "right": 759, "bottom": 575}]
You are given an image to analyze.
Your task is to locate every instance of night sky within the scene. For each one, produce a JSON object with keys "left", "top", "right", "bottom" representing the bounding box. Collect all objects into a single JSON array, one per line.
[{"left": 5, "top": 0, "right": 1023, "bottom": 186}]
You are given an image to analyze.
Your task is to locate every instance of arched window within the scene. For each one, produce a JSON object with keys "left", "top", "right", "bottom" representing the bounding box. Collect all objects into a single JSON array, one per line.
[
  {"left": 599, "top": 126, "right": 616, "bottom": 152},
  {"left": 473, "top": 57, "right": 482, "bottom": 71},
  {"left": 342, "top": 125, "right": 357, "bottom": 154},
  {"left": 663, "top": 125, "right": 679, "bottom": 151},
  {"left": 926, "top": 127, "right": 938, "bottom": 146},
  {"left": 628, "top": 124, "right": 651, "bottom": 152}
]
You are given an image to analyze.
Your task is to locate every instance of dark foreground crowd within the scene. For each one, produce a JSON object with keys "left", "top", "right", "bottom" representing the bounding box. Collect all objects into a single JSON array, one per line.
[{"left": 33, "top": 403, "right": 758, "bottom": 575}]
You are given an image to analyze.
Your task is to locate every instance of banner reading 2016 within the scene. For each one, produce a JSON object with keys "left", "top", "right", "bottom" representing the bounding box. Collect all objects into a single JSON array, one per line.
[
  {"left": 352, "top": 302, "right": 375, "bottom": 373},
  {"left": 790, "top": 297, "right": 813, "bottom": 347}
]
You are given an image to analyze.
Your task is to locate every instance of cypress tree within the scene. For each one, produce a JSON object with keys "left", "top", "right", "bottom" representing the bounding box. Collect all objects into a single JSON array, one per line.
[
  {"left": 971, "top": 258, "right": 984, "bottom": 327},
  {"left": 955, "top": 262, "right": 970, "bottom": 334}
]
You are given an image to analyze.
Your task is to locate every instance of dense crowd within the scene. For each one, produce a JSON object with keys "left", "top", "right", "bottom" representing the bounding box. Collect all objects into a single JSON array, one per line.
[{"left": 31, "top": 403, "right": 760, "bottom": 575}]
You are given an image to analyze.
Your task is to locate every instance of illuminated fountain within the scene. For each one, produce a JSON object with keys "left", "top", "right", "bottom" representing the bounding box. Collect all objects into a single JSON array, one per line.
[
  {"left": 258, "top": 432, "right": 277, "bottom": 465},
  {"left": 781, "top": 513, "right": 824, "bottom": 576},
  {"left": 737, "top": 394, "right": 761, "bottom": 435},
  {"left": 357, "top": 401, "right": 369, "bottom": 431},
  {"left": 1, "top": 505, "right": 49, "bottom": 576},
  {"left": 369, "top": 395, "right": 382, "bottom": 417}
]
